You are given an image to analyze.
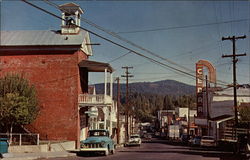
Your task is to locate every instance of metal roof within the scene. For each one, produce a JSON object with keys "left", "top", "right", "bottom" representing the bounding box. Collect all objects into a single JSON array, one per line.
[
  {"left": 59, "top": 2, "right": 84, "bottom": 14},
  {"left": 79, "top": 60, "right": 114, "bottom": 73},
  {"left": 0, "top": 30, "right": 87, "bottom": 46},
  {"left": 215, "top": 87, "right": 250, "bottom": 96},
  {"left": 210, "top": 115, "right": 234, "bottom": 122}
]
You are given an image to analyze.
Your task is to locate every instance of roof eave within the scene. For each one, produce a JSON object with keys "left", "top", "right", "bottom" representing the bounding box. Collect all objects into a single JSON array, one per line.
[{"left": 78, "top": 60, "right": 114, "bottom": 73}]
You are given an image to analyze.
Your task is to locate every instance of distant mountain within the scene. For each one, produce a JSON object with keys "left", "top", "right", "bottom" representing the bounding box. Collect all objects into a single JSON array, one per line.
[{"left": 94, "top": 79, "right": 195, "bottom": 96}]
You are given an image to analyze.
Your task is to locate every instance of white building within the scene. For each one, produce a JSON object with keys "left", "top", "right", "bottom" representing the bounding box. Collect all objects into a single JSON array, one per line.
[
  {"left": 195, "top": 87, "right": 250, "bottom": 139},
  {"left": 78, "top": 63, "right": 116, "bottom": 141},
  {"left": 157, "top": 108, "right": 197, "bottom": 136}
]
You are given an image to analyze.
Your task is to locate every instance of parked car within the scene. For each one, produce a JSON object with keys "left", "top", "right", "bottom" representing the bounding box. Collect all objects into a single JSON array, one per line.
[
  {"left": 200, "top": 136, "right": 216, "bottom": 147},
  {"left": 126, "top": 134, "right": 142, "bottom": 146},
  {"left": 181, "top": 134, "right": 191, "bottom": 144},
  {"left": 143, "top": 133, "right": 152, "bottom": 142},
  {"left": 79, "top": 129, "right": 115, "bottom": 156},
  {"left": 246, "top": 143, "right": 250, "bottom": 158},
  {"left": 189, "top": 136, "right": 201, "bottom": 146},
  {"left": 154, "top": 132, "right": 160, "bottom": 137}
]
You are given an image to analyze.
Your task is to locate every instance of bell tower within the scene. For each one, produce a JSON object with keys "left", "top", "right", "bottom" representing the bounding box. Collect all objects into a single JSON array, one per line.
[{"left": 59, "top": 3, "right": 83, "bottom": 34}]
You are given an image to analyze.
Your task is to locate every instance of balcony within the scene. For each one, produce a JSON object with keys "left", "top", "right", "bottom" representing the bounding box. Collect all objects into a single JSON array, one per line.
[{"left": 78, "top": 94, "right": 112, "bottom": 107}]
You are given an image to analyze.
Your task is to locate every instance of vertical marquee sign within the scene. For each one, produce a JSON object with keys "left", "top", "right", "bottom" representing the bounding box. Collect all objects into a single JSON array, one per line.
[
  {"left": 195, "top": 60, "right": 216, "bottom": 118},
  {"left": 196, "top": 63, "right": 204, "bottom": 94},
  {"left": 196, "top": 63, "right": 204, "bottom": 117}
]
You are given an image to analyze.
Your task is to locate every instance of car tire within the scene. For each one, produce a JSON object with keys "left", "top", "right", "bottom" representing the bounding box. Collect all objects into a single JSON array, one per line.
[
  {"left": 105, "top": 149, "right": 109, "bottom": 156},
  {"left": 111, "top": 149, "right": 115, "bottom": 154},
  {"left": 76, "top": 152, "right": 83, "bottom": 157}
]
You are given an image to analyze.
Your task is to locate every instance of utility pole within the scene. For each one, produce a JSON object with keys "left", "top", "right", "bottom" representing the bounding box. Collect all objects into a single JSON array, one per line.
[
  {"left": 121, "top": 66, "right": 133, "bottom": 142},
  {"left": 206, "top": 75, "right": 210, "bottom": 136},
  {"left": 116, "top": 77, "right": 120, "bottom": 144},
  {"left": 187, "top": 97, "right": 190, "bottom": 136},
  {"left": 222, "top": 35, "right": 246, "bottom": 126}
]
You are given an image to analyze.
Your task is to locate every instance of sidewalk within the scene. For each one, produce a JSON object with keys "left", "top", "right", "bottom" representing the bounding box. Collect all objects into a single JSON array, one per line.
[
  {"left": 1, "top": 151, "right": 76, "bottom": 160},
  {"left": 1, "top": 144, "right": 125, "bottom": 160}
]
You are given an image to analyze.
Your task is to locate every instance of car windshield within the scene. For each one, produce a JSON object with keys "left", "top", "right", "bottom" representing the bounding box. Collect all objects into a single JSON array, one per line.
[
  {"left": 202, "top": 136, "right": 214, "bottom": 140},
  {"left": 89, "top": 130, "right": 108, "bottom": 137}
]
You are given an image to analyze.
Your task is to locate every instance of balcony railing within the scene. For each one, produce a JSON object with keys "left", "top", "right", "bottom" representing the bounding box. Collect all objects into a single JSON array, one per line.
[{"left": 78, "top": 94, "right": 112, "bottom": 106}]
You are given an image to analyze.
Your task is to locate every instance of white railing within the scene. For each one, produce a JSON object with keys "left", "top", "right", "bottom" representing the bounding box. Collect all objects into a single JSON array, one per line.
[
  {"left": 78, "top": 94, "right": 112, "bottom": 105},
  {"left": 0, "top": 133, "right": 39, "bottom": 146}
]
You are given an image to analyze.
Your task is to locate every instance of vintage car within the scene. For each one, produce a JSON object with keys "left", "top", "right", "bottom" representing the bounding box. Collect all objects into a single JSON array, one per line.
[
  {"left": 200, "top": 136, "right": 216, "bottom": 147},
  {"left": 189, "top": 136, "right": 201, "bottom": 146},
  {"left": 126, "top": 134, "right": 142, "bottom": 146},
  {"left": 80, "top": 129, "right": 115, "bottom": 156}
]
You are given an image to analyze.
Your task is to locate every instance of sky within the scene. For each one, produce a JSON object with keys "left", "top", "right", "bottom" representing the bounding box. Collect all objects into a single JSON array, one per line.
[{"left": 1, "top": 0, "right": 250, "bottom": 87}]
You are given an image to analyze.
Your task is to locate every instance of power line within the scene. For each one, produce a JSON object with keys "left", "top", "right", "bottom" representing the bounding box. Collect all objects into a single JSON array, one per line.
[
  {"left": 213, "top": 1, "right": 223, "bottom": 58},
  {"left": 30, "top": 0, "right": 195, "bottom": 77},
  {"left": 134, "top": 72, "right": 178, "bottom": 75},
  {"left": 218, "top": 70, "right": 247, "bottom": 78},
  {"left": 66, "top": 1, "right": 232, "bottom": 87},
  {"left": 126, "top": 75, "right": 186, "bottom": 81},
  {"left": 108, "top": 51, "right": 132, "bottom": 63},
  {"left": 115, "top": 19, "right": 248, "bottom": 34},
  {"left": 170, "top": 44, "right": 220, "bottom": 60},
  {"left": 43, "top": 0, "right": 196, "bottom": 76},
  {"left": 43, "top": 0, "right": 232, "bottom": 87},
  {"left": 22, "top": 0, "right": 229, "bottom": 88}
]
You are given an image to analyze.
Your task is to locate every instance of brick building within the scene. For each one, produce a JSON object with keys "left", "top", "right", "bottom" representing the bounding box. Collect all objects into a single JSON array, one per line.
[{"left": 0, "top": 3, "right": 112, "bottom": 146}]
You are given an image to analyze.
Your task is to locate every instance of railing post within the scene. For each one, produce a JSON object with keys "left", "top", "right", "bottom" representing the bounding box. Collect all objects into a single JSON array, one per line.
[
  {"left": 103, "top": 107, "right": 107, "bottom": 130},
  {"left": 37, "top": 134, "right": 40, "bottom": 145},
  {"left": 109, "top": 105, "right": 112, "bottom": 134},
  {"left": 19, "top": 134, "right": 22, "bottom": 146},
  {"left": 110, "top": 73, "right": 113, "bottom": 100},
  {"left": 104, "top": 68, "right": 107, "bottom": 103}
]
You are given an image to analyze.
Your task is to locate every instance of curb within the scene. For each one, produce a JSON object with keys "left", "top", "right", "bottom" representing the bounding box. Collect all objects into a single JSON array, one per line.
[{"left": 2, "top": 152, "right": 75, "bottom": 160}]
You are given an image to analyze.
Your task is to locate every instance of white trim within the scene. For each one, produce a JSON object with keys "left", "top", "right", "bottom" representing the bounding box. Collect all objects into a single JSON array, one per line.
[
  {"left": 104, "top": 69, "right": 107, "bottom": 102},
  {"left": 215, "top": 116, "right": 234, "bottom": 124}
]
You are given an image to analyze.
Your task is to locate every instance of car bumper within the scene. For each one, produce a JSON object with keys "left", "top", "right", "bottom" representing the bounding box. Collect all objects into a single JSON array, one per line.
[
  {"left": 127, "top": 141, "right": 141, "bottom": 146},
  {"left": 80, "top": 148, "right": 108, "bottom": 152},
  {"left": 200, "top": 143, "right": 216, "bottom": 147}
]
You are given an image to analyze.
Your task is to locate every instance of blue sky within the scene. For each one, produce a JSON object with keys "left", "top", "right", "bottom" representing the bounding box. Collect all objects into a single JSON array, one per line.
[{"left": 1, "top": 1, "right": 250, "bottom": 87}]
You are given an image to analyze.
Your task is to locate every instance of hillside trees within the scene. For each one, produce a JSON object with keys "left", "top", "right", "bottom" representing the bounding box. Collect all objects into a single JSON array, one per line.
[
  {"left": 126, "top": 92, "right": 196, "bottom": 122},
  {"left": 0, "top": 74, "right": 39, "bottom": 137}
]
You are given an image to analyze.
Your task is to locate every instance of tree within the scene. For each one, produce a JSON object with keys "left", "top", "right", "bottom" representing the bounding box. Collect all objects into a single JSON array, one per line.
[
  {"left": 123, "top": 92, "right": 196, "bottom": 123},
  {"left": 0, "top": 74, "right": 39, "bottom": 138},
  {"left": 239, "top": 106, "right": 250, "bottom": 122}
]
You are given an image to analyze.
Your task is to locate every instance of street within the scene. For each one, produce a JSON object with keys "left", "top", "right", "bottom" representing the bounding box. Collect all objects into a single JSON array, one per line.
[{"left": 40, "top": 139, "right": 244, "bottom": 160}]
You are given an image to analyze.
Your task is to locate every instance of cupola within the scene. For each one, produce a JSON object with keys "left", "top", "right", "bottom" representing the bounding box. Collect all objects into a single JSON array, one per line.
[{"left": 59, "top": 3, "right": 84, "bottom": 34}]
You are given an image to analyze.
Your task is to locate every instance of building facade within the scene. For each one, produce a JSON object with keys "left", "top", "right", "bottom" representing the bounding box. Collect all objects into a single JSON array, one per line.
[{"left": 0, "top": 3, "right": 113, "bottom": 147}]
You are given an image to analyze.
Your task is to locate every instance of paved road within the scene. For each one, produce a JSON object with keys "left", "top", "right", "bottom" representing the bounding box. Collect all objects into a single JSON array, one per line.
[{"left": 40, "top": 139, "right": 245, "bottom": 160}]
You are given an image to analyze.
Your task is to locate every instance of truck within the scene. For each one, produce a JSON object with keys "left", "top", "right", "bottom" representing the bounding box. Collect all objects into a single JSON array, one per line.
[
  {"left": 79, "top": 129, "right": 115, "bottom": 156},
  {"left": 168, "top": 125, "right": 180, "bottom": 140}
]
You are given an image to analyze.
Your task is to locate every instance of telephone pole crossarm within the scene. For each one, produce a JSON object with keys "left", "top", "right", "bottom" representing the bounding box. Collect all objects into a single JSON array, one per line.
[
  {"left": 222, "top": 35, "right": 246, "bottom": 41},
  {"left": 222, "top": 53, "right": 247, "bottom": 58}
]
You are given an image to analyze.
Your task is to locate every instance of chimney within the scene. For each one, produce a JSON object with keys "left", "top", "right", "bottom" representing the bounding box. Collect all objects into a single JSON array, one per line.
[{"left": 59, "top": 2, "right": 83, "bottom": 35}]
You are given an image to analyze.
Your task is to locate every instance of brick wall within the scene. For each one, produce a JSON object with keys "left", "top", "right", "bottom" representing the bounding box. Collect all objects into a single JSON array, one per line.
[{"left": 0, "top": 50, "right": 88, "bottom": 142}]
